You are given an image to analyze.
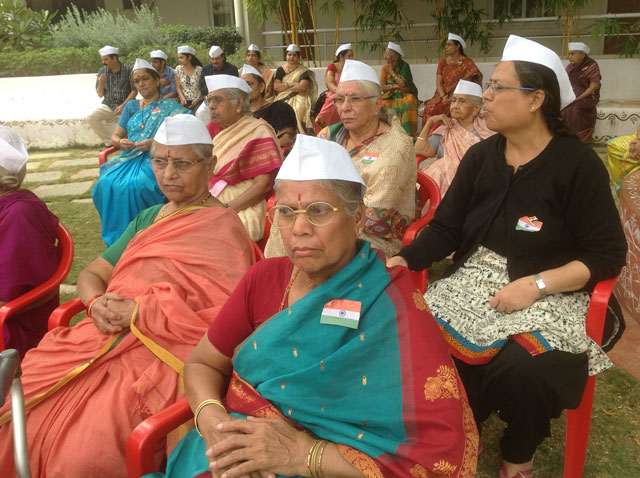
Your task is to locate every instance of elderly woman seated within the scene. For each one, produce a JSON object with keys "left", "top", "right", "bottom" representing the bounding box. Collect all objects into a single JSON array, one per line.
[
  {"left": 205, "top": 74, "right": 283, "bottom": 241},
  {"left": 0, "top": 127, "right": 59, "bottom": 358},
  {"left": 92, "top": 58, "right": 191, "bottom": 246},
  {"left": 390, "top": 36, "right": 627, "bottom": 478},
  {"left": 267, "top": 60, "right": 416, "bottom": 260},
  {"left": 146, "top": 135, "right": 478, "bottom": 478},
  {"left": 0, "top": 116, "right": 258, "bottom": 477},
  {"left": 416, "top": 80, "right": 495, "bottom": 196},
  {"left": 380, "top": 41, "right": 419, "bottom": 135}
]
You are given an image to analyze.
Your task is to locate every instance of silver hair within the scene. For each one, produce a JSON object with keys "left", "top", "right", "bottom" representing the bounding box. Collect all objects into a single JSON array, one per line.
[
  {"left": 274, "top": 178, "right": 363, "bottom": 217},
  {"left": 467, "top": 95, "right": 483, "bottom": 105},
  {"left": 0, "top": 165, "right": 26, "bottom": 191},
  {"left": 338, "top": 79, "right": 396, "bottom": 123},
  {"left": 149, "top": 142, "right": 214, "bottom": 165},
  {"left": 216, "top": 88, "right": 251, "bottom": 116}
]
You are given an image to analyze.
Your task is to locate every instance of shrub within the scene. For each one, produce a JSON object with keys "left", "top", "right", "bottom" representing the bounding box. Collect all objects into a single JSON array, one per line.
[
  {"left": 0, "top": 47, "right": 98, "bottom": 77},
  {"left": 50, "top": 5, "right": 162, "bottom": 53},
  {"left": 161, "top": 25, "right": 243, "bottom": 55},
  {"left": 0, "top": 0, "right": 56, "bottom": 51}
]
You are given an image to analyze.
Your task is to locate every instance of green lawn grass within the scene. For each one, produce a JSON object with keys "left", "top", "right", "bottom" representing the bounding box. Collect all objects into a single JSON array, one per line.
[{"left": 21, "top": 144, "right": 640, "bottom": 478}]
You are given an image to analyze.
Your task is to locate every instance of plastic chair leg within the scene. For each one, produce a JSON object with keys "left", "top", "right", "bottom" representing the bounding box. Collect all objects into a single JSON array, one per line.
[{"left": 563, "top": 375, "right": 597, "bottom": 478}]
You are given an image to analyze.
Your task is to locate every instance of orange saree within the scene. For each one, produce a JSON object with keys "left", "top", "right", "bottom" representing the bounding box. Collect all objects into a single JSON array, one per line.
[{"left": 0, "top": 206, "right": 256, "bottom": 478}]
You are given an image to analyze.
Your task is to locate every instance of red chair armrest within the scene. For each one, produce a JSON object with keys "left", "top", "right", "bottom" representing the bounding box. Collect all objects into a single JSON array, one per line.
[
  {"left": 402, "top": 210, "right": 435, "bottom": 248},
  {"left": 585, "top": 276, "right": 618, "bottom": 346},
  {"left": 99, "top": 146, "right": 119, "bottom": 166},
  {"left": 416, "top": 155, "right": 427, "bottom": 168},
  {"left": 48, "top": 298, "right": 85, "bottom": 330},
  {"left": 126, "top": 397, "right": 193, "bottom": 478}
]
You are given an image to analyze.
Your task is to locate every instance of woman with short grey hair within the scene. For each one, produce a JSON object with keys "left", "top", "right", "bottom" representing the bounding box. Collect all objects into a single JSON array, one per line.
[{"left": 0, "top": 126, "right": 60, "bottom": 357}]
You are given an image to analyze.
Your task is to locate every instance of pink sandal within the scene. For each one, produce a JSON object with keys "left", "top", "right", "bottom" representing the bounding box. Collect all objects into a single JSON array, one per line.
[{"left": 499, "top": 463, "right": 533, "bottom": 478}]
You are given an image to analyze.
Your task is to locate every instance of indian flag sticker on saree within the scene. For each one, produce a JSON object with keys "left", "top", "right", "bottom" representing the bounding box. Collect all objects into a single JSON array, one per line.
[
  {"left": 320, "top": 299, "right": 362, "bottom": 329},
  {"left": 515, "top": 215, "right": 543, "bottom": 232},
  {"left": 362, "top": 152, "right": 378, "bottom": 164}
]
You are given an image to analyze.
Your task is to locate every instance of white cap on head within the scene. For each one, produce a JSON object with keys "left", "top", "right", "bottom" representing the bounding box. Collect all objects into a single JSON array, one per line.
[
  {"left": 386, "top": 41, "right": 404, "bottom": 57},
  {"left": 501, "top": 35, "right": 576, "bottom": 109},
  {"left": 453, "top": 79, "right": 483, "bottom": 98},
  {"left": 276, "top": 135, "right": 366, "bottom": 198},
  {"left": 0, "top": 126, "right": 28, "bottom": 173},
  {"left": 339, "top": 59, "right": 380, "bottom": 86},
  {"left": 448, "top": 33, "right": 467, "bottom": 49},
  {"left": 99, "top": 45, "right": 118, "bottom": 56},
  {"left": 335, "top": 43, "right": 353, "bottom": 57},
  {"left": 154, "top": 114, "right": 212, "bottom": 146},
  {"left": 247, "top": 43, "right": 260, "bottom": 52},
  {"left": 209, "top": 45, "right": 223, "bottom": 58},
  {"left": 568, "top": 42, "right": 590, "bottom": 54},
  {"left": 177, "top": 45, "right": 196, "bottom": 55},
  {"left": 241, "top": 64, "right": 262, "bottom": 78},
  {"left": 205, "top": 74, "right": 251, "bottom": 94},
  {"left": 149, "top": 49, "right": 168, "bottom": 60},
  {"left": 133, "top": 58, "right": 156, "bottom": 72},
  {"left": 286, "top": 44, "right": 301, "bottom": 53}
]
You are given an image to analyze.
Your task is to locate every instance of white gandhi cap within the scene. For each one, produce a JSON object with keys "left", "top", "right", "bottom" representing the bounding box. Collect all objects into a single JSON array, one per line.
[
  {"left": 241, "top": 64, "right": 262, "bottom": 78},
  {"left": 133, "top": 58, "right": 156, "bottom": 72},
  {"left": 0, "top": 126, "right": 28, "bottom": 173},
  {"left": 205, "top": 74, "right": 251, "bottom": 94},
  {"left": 286, "top": 44, "right": 301, "bottom": 52},
  {"left": 209, "top": 45, "right": 223, "bottom": 58},
  {"left": 568, "top": 42, "right": 590, "bottom": 54},
  {"left": 335, "top": 43, "right": 353, "bottom": 57},
  {"left": 386, "top": 41, "right": 404, "bottom": 57},
  {"left": 154, "top": 114, "right": 212, "bottom": 146},
  {"left": 448, "top": 33, "right": 467, "bottom": 49},
  {"left": 177, "top": 45, "right": 196, "bottom": 55},
  {"left": 247, "top": 44, "right": 260, "bottom": 52},
  {"left": 501, "top": 34, "right": 576, "bottom": 109},
  {"left": 150, "top": 50, "right": 168, "bottom": 60},
  {"left": 99, "top": 45, "right": 118, "bottom": 56},
  {"left": 453, "top": 79, "right": 483, "bottom": 98},
  {"left": 276, "top": 135, "right": 366, "bottom": 198},
  {"left": 339, "top": 59, "right": 380, "bottom": 86}
]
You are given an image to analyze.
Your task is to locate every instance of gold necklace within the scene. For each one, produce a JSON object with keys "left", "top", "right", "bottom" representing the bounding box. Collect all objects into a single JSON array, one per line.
[
  {"left": 279, "top": 268, "right": 300, "bottom": 311},
  {"left": 155, "top": 192, "right": 212, "bottom": 222}
]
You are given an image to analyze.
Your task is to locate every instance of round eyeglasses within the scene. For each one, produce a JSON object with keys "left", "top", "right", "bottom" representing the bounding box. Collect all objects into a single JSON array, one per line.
[
  {"left": 331, "top": 95, "right": 377, "bottom": 107},
  {"left": 148, "top": 158, "right": 204, "bottom": 172},
  {"left": 484, "top": 81, "right": 535, "bottom": 95},
  {"left": 267, "top": 202, "right": 344, "bottom": 228},
  {"left": 204, "top": 95, "right": 229, "bottom": 106}
]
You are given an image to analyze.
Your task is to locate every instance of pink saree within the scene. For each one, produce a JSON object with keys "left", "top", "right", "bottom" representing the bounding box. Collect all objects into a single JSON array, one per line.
[{"left": 0, "top": 206, "right": 256, "bottom": 478}]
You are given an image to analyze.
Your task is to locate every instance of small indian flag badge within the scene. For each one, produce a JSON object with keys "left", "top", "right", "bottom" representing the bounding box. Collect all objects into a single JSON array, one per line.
[
  {"left": 320, "top": 299, "right": 362, "bottom": 329},
  {"left": 362, "top": 152, "right": 378, "bottom": 164},
  {"left": 516, "top": 216, "right": 543, "bottom": 232}
]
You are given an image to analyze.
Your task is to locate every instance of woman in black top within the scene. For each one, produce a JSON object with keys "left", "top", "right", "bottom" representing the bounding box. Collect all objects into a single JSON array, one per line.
[{"left": 388, "top": 35, "right": 627, "bottom": 478}]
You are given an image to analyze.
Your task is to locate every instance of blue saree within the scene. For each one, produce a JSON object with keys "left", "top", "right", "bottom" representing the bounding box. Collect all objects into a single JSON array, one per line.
[
  {"left": 92, "top": 98, "right": 190, "bottom": 246},
  {"left": 149, "top": 242, "right": 478, "bottom": 478}
]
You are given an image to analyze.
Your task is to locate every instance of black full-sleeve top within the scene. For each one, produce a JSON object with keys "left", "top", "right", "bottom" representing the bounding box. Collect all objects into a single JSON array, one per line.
[{"left": 398, "top": 134, "right": 627, "bottom": 291}]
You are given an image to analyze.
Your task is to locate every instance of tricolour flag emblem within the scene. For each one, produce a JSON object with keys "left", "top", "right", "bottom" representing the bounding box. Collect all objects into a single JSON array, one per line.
[
  {"left": 320, "top": 299, "right": 362, "bottom": 329},
  {"left": 515, "top": 216, "right": 543, "bottom": 232},
  {"left": 362, "top": 152, "right": 378, "bottom": 164}
]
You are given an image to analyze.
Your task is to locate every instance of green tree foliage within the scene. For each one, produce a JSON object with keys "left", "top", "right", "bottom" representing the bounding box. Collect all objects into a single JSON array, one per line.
[
  {"left": 591, "top": 18, "right": 640, "bottom": 58},
  {"left": 161, "top": 25, "right": 243, "bottom": 55},
  {"left": 0, "top": 0, "right": 56, "bottom": 51}
]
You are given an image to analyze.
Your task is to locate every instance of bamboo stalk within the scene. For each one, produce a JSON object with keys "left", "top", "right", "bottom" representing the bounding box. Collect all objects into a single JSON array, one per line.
[
  {"left": 353, "top": 0, "right": 358, "bottom": 56},
  {"left": 306, "top": 0, "right": 321, "bottom": 65}
]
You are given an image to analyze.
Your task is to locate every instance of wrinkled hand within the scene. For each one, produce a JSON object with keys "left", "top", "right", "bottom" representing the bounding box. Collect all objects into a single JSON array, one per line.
[
  {"left": 386, "top": 256, "right": 408, "bottom": 268},
  {"left": 207, "top": 417, "right": 313, "bottom": 478},
  {"left": 134, "top": 139, "right": 153, "bottom": 151},
  {"left": 628, "top": 139, "right": 640, "bottom": 160},
  {"left": 179, "top": 96, "right": 187, "bottom": 106},
  {"left": 431, "top": 114, "right": 453, "bottom": 129},
  {"left": 489, "top": 276, "right": 540, "bottom": 314},
  {"left": 90, "top": 292, "right": 133, "bottom": 334},
  {"left": 442, "top": 94, "right": 452, "bottom": 104},
  {"left": 97, "top": 74, "right": 107, "bottom": 86},
  {"left": 119, "top": 138, "right": 135, "bottom": 150},
  {"left": 114, "top": 104, "right": 125, "bottom": 114},
  {"left": 104, "top": 295, "right": 136, "bottom": 329}
]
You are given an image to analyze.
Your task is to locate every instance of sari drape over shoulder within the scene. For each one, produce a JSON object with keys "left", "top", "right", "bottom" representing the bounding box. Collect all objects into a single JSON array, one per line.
[
  {"left": 209, "top": 115, "right": 283, "bottom": 241},
  {"left": 274, "top": 65, "right": 318, "bottom": 134},
  {"left": 381, "top": 60, "right": 419, "bottom": 135},
  {"left": 92, "top": 98, "right": 190, "bottom": 246},
  {"left": 607, "top": 132, "right": 639, "bottom": 193},
  {"left": 423, "top": 117, "right": 495, "bottom": 196},
  {"left": 424, "top": 57, "right": 482, "bottom": 119},
  {"left": 0, "top": 206, "right": 256, "bottom": 478},
  {"left": 157, "top": 243, "right": 478, "bottom": 478},
  {"left": 0, "top": 190, "right": 59, "bottom": 357},
  {"left": 561, "top": 56, "right": 601, "bottom": 142}
]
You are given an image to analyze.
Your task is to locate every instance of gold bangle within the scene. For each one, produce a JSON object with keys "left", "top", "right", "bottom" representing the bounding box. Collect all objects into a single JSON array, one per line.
[
  {"left": 194, "top": 399, "right": 226, "bottom": 437},
  {"left": 416, "top": 136, "right": 426, "bottom": 141},
  {"left": 307, "top": 439, "right": 328, "bottom": 478},
  {"left": 315, "top": 440, "right": 329, "bottom": 478}
]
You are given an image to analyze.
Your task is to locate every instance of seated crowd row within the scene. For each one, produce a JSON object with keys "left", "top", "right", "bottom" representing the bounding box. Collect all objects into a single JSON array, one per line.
[{"left": 0, "top": 34, "right": 631, "bottom": 478}]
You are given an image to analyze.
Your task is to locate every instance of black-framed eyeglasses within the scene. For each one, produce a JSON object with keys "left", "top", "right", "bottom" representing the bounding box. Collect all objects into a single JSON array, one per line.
[
  {"left": 331, "top": 95, "right": 377, "bottom": 107},
  {"left": 484, "top": 81, "right": 535, "bottom": 95},
  {"left": 267, "top": 202, "right": 344, "bottom": 228},
  {"left": 204, "top": 95, "right": 229, "bottom": 106},
  {"left": 148, "top": 158, "right": 204, "bottom": 172}
]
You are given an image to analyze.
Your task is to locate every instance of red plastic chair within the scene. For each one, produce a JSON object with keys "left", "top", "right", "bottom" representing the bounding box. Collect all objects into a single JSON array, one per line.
[
  {"left": 123, "top": 277, "right": 619, "bottom": 478},
  {"left": 416, "top": 154, "right": 427, "bottom": 168},
  {"left": 255, "top": 194, "right": 276, "bottom": 252},
  {"left": 402, "top": 171, "right": 442, "bottom": 292},
  {"left": 0, "top": 222, "right": 74, "bottom": 351},
  {"left": 99, "top": 146, "right": 119, "bottom": 167}
]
